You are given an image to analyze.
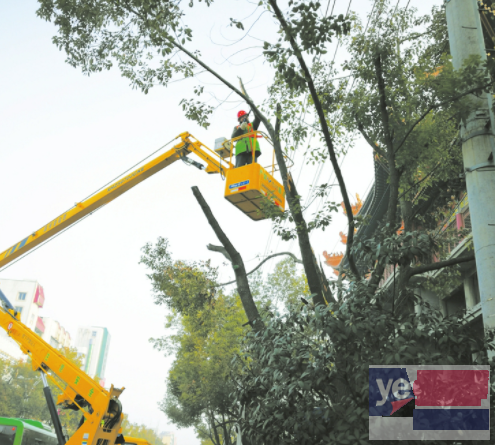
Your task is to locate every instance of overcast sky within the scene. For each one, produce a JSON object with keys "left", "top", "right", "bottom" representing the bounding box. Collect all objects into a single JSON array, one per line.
[{"left": 0, "top": 1, "right": 442, "bottom": 444}]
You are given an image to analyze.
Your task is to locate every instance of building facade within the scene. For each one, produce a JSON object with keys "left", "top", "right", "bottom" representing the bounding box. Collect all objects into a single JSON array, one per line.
[
  {"left": 0, "top": 279, "right": 46, "bottom": 359},
  {"left": 323, "top": 154, "right": 488, "bottom": 362},
  {"left": 159, "top": 432, "right": 176, "bottom": 445},
  {"left": 41, "top": 317, "right": 72, "bottom": 349},
  {"left": 0, "top": 279, "right": 72, "bottom": 361},
  {"left": 75, "top": 327, "right": 111, "bottom": 381}
]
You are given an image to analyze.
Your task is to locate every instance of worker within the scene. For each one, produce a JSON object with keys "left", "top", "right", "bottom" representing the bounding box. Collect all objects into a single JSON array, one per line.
[{"left": 232, "top": 109, "right": 261, "bottom": 168}]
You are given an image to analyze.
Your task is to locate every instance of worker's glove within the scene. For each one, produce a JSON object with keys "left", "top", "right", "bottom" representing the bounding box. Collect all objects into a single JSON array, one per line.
[{"left": 240, "top": 122, "right": 248, "bottom": 131}]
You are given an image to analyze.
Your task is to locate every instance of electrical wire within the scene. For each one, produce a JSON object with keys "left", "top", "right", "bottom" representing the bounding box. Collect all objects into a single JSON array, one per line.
[
  {"left": 264, "top": 0, "right": 375, "bottom": 265},
  {"left": 433, "top": 199, "right": 465, "bottom": 239},
  {"left": 75, "top": 137, "right": 179, "bottom": 205},
  {"left": 0, "top": 208, "right": 103, "bottom": 274},
  {"left": 305, "top": 0, "right": 380, "bottom": 241},
  {"left": 0, "top": 137, "right": 179, "bottom": 274},
  {"left": 260, "top": 0, "right": 381, "bottom": 274}
]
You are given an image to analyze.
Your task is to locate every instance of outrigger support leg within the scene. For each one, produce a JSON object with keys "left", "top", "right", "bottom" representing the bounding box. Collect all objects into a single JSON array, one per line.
[{"left": 40, "top": 371, "right": 67, "bottom": 445}]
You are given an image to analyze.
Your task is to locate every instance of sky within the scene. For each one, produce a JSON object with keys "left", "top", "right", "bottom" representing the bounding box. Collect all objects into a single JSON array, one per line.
[{"left": 0, "top": 1, "right": 443, "bottom": 444}]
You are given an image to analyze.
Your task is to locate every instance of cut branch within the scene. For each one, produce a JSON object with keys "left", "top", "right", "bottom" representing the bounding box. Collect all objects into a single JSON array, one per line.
[
  {"left": 216, "top": 252, "right": 303, "bottom": 287},
  {"left": 207, "top": 244, "right": 232, "bottom": 262},
  {"left": 192, "top": 186, "right": 263, "bottom": 330},
  {"left": 407, "top": 253, "right": 475, "bottom": 278}
]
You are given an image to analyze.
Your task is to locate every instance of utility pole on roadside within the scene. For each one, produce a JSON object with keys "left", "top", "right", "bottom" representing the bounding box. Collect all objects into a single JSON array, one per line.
[{"left": 445, "top": 0, "right": 495, "bottom": 349}]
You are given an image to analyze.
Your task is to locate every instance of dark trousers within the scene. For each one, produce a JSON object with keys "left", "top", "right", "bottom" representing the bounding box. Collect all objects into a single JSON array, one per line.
[{"left": 235, "top": 151, "right": 260, "bottom": 168}]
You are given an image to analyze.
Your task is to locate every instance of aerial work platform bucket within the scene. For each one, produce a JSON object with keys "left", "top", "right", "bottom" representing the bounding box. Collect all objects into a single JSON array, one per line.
[
  {"left": 215, "top": 130, "right": 288, "bottom": 221},
  {"left": 224, "top": 162, "right": 285, "bottom": 221}
]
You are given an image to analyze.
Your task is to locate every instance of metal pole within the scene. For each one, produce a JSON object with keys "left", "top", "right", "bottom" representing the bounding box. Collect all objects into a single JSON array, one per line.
[
  {"left": 445, "top": 0, "right": 495, "bottom": 347},
  {"left": 40, "top": 372, "right": 66, "bottom": 445}
]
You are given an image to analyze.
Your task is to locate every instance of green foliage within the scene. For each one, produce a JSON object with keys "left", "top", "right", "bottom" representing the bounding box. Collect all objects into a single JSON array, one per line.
[
  {"left": 352, "top": 224, "right": 434, "bottom": 276},
  {"left": 36, "top": 0, "right": 206, "bottom": 121},
  {"left": 337, "top": 0, "right": 486, "bottom": 209},
  {"left": 179, "top": 99, "right": 214, "bottom": 129},
  {"left": 248, "top": 257, "right": 310, "bottom": 310},
  {"left": 161, "top": 291, "right": 246, "bottom": 428},
  {"left": 0, "top": 347, "right": 85, "bottom": 437},
  {"left": 39, "top": 0, "right": 495, "bottom": 443},
  {"left": 140, "top": 237, "right": 218, "bottom": 319},
  {"left": 233, "top": 296, "right": 495, "bottom": 445},
  {"left": 141, "top": 237, "right": 247, "bottom": 445},
  {"left": 262, "top": 1, "right": 350, "bottom": 93},
  {"left": 120, "top": 414, "right": 162, "bottom": 444}
]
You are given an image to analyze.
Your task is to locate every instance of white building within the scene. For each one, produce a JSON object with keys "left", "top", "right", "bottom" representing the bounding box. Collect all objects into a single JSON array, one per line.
[
  {"left": 75, "top": 327, "right": 110, "bottom": 383},
  {"left": 160, "top": 432, "right": 176, "bottom": 445},
  {"left": 41, "top": 317, "right": 72, "bottom": 349},
  {"left": 0, "top": 279, "right": 45, "bottom": 359},
  {"left": 0, "top": 279, "right": 72, "bottom": 360}
]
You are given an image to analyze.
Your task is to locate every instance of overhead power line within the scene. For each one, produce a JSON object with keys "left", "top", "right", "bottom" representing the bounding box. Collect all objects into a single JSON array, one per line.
[{"left": 262, "top": 0, "right": 353, "bottom": 269}]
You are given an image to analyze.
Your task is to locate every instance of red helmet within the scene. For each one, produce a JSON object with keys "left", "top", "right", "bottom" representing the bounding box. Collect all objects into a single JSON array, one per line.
[{"left": 237, "top": 110, "right": 247, "bottom": 120}]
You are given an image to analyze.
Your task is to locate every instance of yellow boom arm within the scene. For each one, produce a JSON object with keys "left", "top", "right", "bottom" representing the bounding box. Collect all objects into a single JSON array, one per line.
[{"left": 0, "top": 132, "right": 233, "bottom": 270}]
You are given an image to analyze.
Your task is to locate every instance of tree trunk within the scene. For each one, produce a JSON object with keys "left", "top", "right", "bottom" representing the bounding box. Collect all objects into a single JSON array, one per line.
[
  {"left": 267, "top": 0, "right": 360, "bottom": 279},
  {"left": 209, "top": 411, "right": 222, "bottom": 445},
  {"left": 192, "top": 186, "right": 263, "bottom": 330}
]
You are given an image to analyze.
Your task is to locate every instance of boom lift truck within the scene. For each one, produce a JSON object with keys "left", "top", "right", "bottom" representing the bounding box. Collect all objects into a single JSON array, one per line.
[{"left": 0, "top": 131, "right": 286, "bottom": 445}]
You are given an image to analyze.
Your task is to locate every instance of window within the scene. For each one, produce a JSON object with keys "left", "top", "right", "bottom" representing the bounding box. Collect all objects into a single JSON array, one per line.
[
  {"left": 473, "top": 275, "right": 481, "bottom": 305},
  {"left": 14, "top": 306, "right": 23, "bottom": 314},
  {"left": 463, "top": 212, "right": 472, "bottom": 230},
  {"left": 21, "top": 428, "right": 58, "bottom": 445},
  {"left": 0, "top": 425, "right": 17, "bottom": 445},
  {"left": 92, "top": 331, "right": 97, "bottom": 337},
  {"left": 18, "top": 292, "right": 26, "bottom": 301}
]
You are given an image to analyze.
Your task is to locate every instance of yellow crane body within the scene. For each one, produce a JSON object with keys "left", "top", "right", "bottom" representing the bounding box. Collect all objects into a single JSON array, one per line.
[
  {"left": 123, "top": 438, "right": 152, "bottom": 445},
  {"left": 0, "top": 299, "right": 125, "bottom": 445}
]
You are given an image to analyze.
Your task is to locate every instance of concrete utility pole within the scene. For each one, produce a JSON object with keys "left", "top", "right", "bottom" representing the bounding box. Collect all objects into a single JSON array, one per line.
[{"left": 445, "top": 0, "right": 495, "bottom": 343}]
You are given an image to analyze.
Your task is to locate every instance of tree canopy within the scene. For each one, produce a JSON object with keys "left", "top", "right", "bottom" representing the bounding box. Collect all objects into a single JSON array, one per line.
[{"left": 0, "top": 347, "right": 84, "bottom": 436}]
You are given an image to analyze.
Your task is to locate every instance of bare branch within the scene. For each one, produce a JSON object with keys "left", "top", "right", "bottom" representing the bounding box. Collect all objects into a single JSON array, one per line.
[
  {"left": 407, "top": 253, "right": 475, "bottom": 278},
  {"left": 216, "top": 252, "right": 303, "bottom": 287},
  {"left": 394, "top": 82, "right": 494, "bottom": 153},
  {"left": 207, "top": 244, "right": 232, "bottom": 262},
  {"left": 168, "top": 37, "right": 249, "bottom": 102},
  {"left": 354, "top": 114, "right": 388, "bottom": 160}
]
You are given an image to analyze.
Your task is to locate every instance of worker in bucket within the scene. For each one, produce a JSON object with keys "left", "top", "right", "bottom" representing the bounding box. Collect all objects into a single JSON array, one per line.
[{"left": 232, "top": 109, "right": 261, "bottom": 168}]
